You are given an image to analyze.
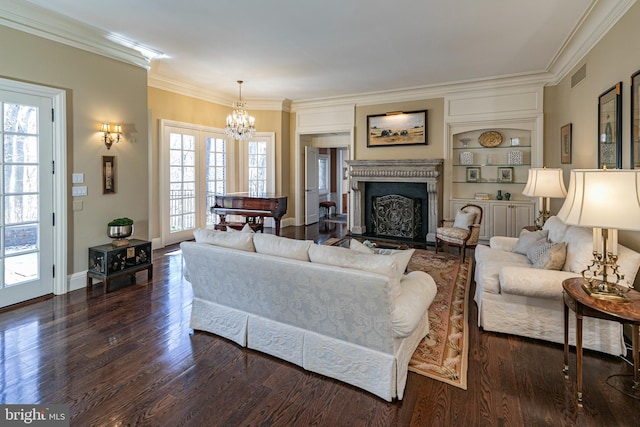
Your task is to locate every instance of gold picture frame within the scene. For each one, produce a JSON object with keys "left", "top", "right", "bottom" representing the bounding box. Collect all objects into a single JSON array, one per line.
[
  {"left": 598, "top": 83, "right": 622, "bottom": 169},
  {"left": 367, "top": 110, "right": 427, "bottom": 147}
]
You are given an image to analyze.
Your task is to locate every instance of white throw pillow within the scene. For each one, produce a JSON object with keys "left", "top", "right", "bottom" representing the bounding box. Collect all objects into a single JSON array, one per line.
[
  {"left": 532, "top": 242, "right": 567, "bottom": 270},
  {"left": 226, "top": 223, "right": 255, "bottom": 233},
  {"left": 349, "top": 239, "right": 415, "bottom": 274},
  {"left": 308, "top": 244, "right": 402, "bottom": 297},
  {"left": 193, "top": 228, "right": 255, "bottom": 252},
  {"left": 512, "top": 229, "right": 549, "bottom": 255},
  {"left": 453, "top": 210, "right": 475, "bottom": 230},
  {"left": 253, "top": 233, "right": 312, "bottom": 261}
]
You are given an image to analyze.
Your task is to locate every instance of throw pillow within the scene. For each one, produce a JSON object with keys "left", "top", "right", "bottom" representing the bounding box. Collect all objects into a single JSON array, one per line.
[
  {"left": 253, "top": 233, "right": 312, "bottom": 261},
  {"left": 349, "top": 239, "right": 414, "bottom": 274},
  {"left": 193, "top": 228, "right": 256, "bottom": 252},
  {"left": 453, "top": 210, "right": 475, "bottom": 230},
  {"left": 533, "top": 242, "right": 567, "bottom": 270},
  {"left": 225, "top": 223, "right": 255, "bottom": 233},
  {"left": 526, "top": 239, "right": 555, "bottom": 264},
  {"left": 512, "top": 229, "right": 549, "bottom": 255}
]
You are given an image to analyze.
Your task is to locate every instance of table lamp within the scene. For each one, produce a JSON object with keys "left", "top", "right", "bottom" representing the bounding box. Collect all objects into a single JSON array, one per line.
[
  {"left": 556, "top": 169, "right": 640, "bottom": 301},
  {"left": 522, "top": 167, "right": 567, "bottom": 228}
]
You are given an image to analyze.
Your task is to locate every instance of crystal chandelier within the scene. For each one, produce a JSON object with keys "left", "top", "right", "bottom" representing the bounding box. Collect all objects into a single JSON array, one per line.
[{"left": 224, "top": 80, "right": 255, "bottom": 140}]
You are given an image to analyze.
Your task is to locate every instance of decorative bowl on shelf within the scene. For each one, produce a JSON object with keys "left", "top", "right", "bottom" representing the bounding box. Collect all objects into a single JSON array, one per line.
[{"left": 478, "top": 131, "right": 503, "bottom": 148}]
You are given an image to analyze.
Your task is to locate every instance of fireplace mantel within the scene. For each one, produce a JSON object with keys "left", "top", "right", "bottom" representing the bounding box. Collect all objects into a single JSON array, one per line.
[{"left": 346, "top": 159, "right": 443, "bottom": 242}]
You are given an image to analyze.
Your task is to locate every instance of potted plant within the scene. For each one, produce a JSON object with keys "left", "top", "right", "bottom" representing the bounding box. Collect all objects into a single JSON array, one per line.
[{"left": 107, "top": 217, "right": 134, "bottom": 240}]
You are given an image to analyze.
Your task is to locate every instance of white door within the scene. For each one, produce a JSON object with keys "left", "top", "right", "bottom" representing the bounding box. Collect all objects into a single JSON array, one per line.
[
  {"left": 162, "top": 123, "right": 229, "bottom": 246},
  {"left": 0, "top": 91, "right": 53, "bottom": 308},
  {"left": 305, "top": 146, "right": 319, "bottom": 225}
]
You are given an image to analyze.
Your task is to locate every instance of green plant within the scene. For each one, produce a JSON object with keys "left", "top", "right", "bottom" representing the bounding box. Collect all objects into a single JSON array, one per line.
[{"left": 108, "top": 217, "right": 134, "bottom": 226}]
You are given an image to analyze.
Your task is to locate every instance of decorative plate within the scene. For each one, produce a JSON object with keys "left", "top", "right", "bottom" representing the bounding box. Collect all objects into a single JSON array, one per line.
[{"left": 478, "top": 131, "right": 503, "bottom": 148}]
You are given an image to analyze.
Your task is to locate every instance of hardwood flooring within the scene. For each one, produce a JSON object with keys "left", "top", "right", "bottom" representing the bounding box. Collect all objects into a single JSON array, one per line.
[{"left": 1, "top": 223, "right": 639, "bottom": 426}]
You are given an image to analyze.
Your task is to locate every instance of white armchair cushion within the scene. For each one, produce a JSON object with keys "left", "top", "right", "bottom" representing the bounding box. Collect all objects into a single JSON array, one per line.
[
  {"left": 488, "top": 236, "right": 519, "bottom": 252},
  {"left": 253, "top": 233, "right": 313, "bottom": 261},
  {"left": 453, "top": 210, "right": 476, "bottom": 229},
  {"left": 193, "top": 228, "right": 255, "bottom": 252},
  {"left": 349, "top": 239, "right": 415, "bottom": 274},
  {"left": 499, "top": 267, "right": 580, "bottom": 299}
]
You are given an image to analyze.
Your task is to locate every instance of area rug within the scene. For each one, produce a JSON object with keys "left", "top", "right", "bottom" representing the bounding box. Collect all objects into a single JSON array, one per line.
[
  {"left": 407, "top": 249, "right": 471, "bottom": 390},
  {"left": 322, "top": 237, "right": 471, "bottom": 389}
]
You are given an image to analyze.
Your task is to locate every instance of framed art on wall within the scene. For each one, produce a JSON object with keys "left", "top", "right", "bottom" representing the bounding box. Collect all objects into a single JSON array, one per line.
[
  {"left": 561, "top": 123, "right": 572, "bottom": 164},
  {"left": 466, "top": 167, "right": 480, "bottom": 182},
  {"left": 631, "top": 70, "right": 640, "bottom": 169},
  {"left": 597, "top": 82, "right": 622, "bottom": 169},
  {"left": 102, "top": 155, "right": 116, "bottom": 194},
  {"left": 367, "top": 110, "right": 427, "bottom": 147}
]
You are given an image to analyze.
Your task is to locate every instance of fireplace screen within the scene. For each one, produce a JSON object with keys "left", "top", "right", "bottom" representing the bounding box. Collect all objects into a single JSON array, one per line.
[{"left": 371, "top": 194, "right": 421, "bottom": 239}]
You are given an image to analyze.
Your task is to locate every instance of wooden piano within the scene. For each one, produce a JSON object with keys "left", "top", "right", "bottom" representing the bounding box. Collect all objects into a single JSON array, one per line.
[{"left": 211, "top": 193, "right": 288, "bottom": 235}]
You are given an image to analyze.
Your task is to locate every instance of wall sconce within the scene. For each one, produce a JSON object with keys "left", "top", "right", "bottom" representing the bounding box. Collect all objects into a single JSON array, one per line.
[{"left": 101, "top": 123, "right": 122, "bottom": 150}]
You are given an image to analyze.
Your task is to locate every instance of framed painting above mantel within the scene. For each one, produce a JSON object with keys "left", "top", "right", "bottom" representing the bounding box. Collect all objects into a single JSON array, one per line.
[
  {"left": 367, "top": 110, "right": 427, "bottom": 147},
  {"left": 597, "top": 82, "right": 622, "bottom": 169}
]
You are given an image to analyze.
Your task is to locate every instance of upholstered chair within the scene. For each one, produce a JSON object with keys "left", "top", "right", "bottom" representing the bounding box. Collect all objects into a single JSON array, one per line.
[{"left": 435, "top": 204, "right": 483, "bottom": 261}]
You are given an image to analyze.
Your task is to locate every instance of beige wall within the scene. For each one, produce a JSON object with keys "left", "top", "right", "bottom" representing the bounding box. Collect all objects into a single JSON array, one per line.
[
  {"left": 544, "top": 1, "right": 640, "bottom": 281},
  {"left": 147, "top": 88, "right": 289, "bottom": 239},
  {"left": 354, "top": 99, "right": 445, "bottom": 160},
  {"left": 0, "top": 25, "right": 149, "bottom": 276}
]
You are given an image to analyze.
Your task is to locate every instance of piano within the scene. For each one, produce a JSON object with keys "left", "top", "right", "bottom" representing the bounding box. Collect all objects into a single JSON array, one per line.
[{"left": 211, "top": 192, "right": 288, "bottom": 235}]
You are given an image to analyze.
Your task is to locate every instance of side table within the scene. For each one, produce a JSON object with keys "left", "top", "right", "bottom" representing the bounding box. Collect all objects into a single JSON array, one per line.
[
  {"left": 88, "top": 239, "right": 153, "bottom": 292},
  {"left": 562, "top": 277, "right": 640, "bottom": 402}
]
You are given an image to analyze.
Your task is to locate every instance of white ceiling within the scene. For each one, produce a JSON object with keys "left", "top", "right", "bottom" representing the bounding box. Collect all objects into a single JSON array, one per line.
[{"left": 4, "top": 0, "right": 629, "bottom": 102}]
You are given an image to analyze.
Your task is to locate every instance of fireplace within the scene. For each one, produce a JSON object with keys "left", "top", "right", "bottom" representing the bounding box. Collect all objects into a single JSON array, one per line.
[{"left": 346, "top": 159, "right": 443, "bottom": 242}]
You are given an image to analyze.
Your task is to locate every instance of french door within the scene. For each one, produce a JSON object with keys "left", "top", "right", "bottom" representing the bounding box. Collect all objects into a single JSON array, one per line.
[
  {"left": 161, "top": 121, "right": 229, "bottom": 246},
  {"left": 0, "top": 90, "right": 54, "bottom": 308}
]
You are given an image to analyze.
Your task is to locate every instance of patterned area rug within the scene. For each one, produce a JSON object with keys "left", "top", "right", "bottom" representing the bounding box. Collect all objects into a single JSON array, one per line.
[
  {"left": 321, "top": 238, "right": 471, "bottom": 389},
  {"left": 407, "top": 249, "right": 471, "bottom": 390}
]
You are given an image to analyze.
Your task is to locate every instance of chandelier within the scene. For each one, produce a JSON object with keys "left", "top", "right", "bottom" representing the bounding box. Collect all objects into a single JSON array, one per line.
[{"left": 224, "top": 80, "right": 255, "bottom": 140}]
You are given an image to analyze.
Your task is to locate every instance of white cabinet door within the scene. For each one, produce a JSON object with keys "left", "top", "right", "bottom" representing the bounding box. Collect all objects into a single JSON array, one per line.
[{"left": 490, "top": 201, "right": 534, "bottom": 237}]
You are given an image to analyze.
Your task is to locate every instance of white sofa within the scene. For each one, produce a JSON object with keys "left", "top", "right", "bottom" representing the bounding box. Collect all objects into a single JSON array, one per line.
[
  {"left": 180, "top": 229, "right": 437, "bottom": 401},
  {"left": 474, "top": 216, "right": 640, "bottom": 356}
]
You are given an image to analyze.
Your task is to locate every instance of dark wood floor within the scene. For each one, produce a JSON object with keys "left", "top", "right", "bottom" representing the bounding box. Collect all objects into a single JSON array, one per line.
[{"left": 1, "top": 222, "right": 639, "bottom": 426}]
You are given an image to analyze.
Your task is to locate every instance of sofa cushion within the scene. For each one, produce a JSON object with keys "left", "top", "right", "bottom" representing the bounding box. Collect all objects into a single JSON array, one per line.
[
  {"left": 512, "top": 229, "right": 549, "bottom": 255},
  {"left": 308, "top": 244, "right": 402, "bottom": 297},
  {"left": 543, "top": 216, "right": 570, "bottom": 243},
  {"left": 349, "top": 239, "right": 414, "bottom": 274},
  {"left": 562, "top": 226, "right": 593, "bottom": 273},
  {"left": 453, "top": 210, "right": 476, "bottom": 230},
  {"left": 532, "top": 242, "right": 567, "bottom": 270},
  {"left": 499, "top": 266, "right": 579, "bottom": 300},
  {"left": 193, "top": 228, "right": 255, "bottom": 252},
  {"left": 253, "top": 233, "right": 313, "bottom": 261},
  {"left": 391, "top": 271, "right": 437, "bottom": 337}
]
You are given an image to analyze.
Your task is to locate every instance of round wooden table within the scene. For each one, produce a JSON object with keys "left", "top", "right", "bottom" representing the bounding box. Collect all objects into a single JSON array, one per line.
[{"left": 562, "top": 277, "right": 640, "bottom": 402}]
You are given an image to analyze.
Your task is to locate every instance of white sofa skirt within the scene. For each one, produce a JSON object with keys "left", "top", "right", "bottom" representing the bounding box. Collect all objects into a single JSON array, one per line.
[{"left": 190, "top": 297, "right": 430, "bottom": 401}]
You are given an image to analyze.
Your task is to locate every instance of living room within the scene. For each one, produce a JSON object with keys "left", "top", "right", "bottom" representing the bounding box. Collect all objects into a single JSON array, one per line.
[{"left": 2, "top": 0, "right": 640, "bottom": 425}]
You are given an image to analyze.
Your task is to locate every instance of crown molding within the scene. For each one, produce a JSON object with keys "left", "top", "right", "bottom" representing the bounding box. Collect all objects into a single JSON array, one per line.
[
  {"left": 546, "top": 0, "right": 636, "bottom": 85},
  {"left": 0, "top": 0, "right": 150, "bottom": 69},
  {"left": 148, "top": 74, "right": 290, "bottom": 111}
]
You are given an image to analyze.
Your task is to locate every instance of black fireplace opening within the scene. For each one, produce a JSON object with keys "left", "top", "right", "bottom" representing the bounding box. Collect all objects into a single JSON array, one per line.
[{"left": 364, "top": 182, "right": 428, "bottom": 242}]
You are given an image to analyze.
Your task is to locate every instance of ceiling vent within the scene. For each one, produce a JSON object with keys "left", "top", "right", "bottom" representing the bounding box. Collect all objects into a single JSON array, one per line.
[{"left": 571, "top": 64, "right": 587, "bottom": 88}]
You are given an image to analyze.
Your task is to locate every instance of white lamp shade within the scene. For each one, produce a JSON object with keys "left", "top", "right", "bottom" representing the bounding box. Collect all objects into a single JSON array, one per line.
[
  {"left": 522, "top": 168, "right": 567, "bottom": 198},
  {"left": 557, "top": 169, "right": 640, "bottom": 231}
]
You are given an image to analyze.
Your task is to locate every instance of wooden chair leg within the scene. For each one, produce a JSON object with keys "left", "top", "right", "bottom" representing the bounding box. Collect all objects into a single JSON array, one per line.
[{"left": 435, "top": 238, "right": 440, "bottom": 254}]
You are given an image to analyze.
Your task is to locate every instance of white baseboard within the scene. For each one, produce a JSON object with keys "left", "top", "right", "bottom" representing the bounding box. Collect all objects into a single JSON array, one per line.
[{"left": 68, "top": 271, "right": 88, "bottom": 291}]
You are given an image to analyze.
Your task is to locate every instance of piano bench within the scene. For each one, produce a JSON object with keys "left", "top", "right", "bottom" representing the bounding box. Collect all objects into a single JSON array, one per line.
[
  {"left": 319, "top": 201, "right": 336, "bottom": 218},
  {"left": 214, "top": 222, "right": 264, "bottom": 233}
]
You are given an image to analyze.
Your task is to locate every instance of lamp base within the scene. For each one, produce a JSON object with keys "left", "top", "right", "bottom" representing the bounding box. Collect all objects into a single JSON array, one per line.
[{"left": 581, "top": 282, "right": 631, "bottom": 302}]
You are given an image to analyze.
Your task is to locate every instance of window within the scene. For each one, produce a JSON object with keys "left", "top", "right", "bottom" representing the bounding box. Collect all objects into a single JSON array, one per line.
[
  {"left": 318, "top": 154, "right": 329, "bottom": 195},
  {"left": 205, "top": 137, "right": 226, "bottom": 225},
  {"left": 247, "top": 140, "right": 267, "bottom": 195}
]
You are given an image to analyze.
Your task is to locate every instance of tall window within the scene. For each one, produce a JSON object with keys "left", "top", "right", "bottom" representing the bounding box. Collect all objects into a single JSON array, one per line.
[
  {"left": 247, "top": 140, "right": 267, "bottom": 195},
  {"left": 318, "top": 154, "right": 329, "bottom": 195},
  {"left": 162, "top": 121, "right": 229, "bottom": 245},
  {"left": 206, "top": 137, "right": 226, "bottom": 225}
]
